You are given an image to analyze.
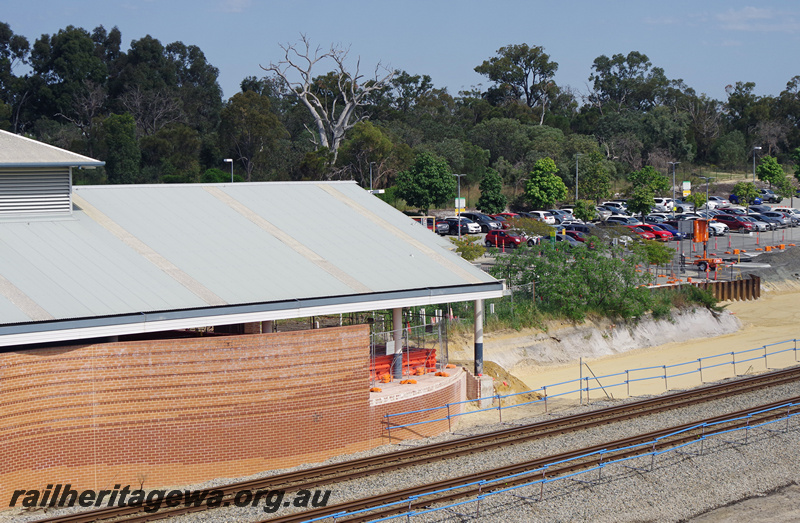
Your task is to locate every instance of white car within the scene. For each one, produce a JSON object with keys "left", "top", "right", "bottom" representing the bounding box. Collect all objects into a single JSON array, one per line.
[
  {"left": 528, "top": 210, "right": 556, "bottom": 225},
  {"left": 708, "top": 196, "right": 730, "bottom": 208},
  {"left": 707, "top": 221, "right": 728, "bottom": 236},
  {"left": 653, "top": 197, "right": 674, "bottom": 213}
]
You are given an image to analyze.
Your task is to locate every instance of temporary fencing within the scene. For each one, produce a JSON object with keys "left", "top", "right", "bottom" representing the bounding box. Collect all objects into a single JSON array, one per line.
[
  {"left": 384, "top": 338, "right": 799, "bottom": 435},
  {"left": 336, "top": 401, "right": 800, "bottom": 522}
]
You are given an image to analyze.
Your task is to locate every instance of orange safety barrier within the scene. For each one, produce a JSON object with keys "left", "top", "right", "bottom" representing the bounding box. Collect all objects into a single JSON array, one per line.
[{"left": 370, "top": 348, "right": 437, "bottom": 379}]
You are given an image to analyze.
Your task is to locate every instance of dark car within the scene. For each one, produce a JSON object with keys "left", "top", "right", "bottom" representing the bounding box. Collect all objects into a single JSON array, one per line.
[
  {"left": 460, "top": 212, "right": 502, "bottom": 233},
  {"left": 442, "top": 217, "right": 479, "bottom": 235}
]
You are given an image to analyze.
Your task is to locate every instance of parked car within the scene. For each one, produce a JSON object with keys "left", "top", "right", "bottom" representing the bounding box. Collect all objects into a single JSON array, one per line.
[
  {"left": 671, "top": 199, "right": 695, "bottom": 213},
  {"left": 759, "top": 188, "right": 782, "bottom": 203},
  {"left": 757, "top": 211, "right": 792, "bottom": 228},
  {"left": 488, "top": 214, "right": 512, "bottom": 229},
  {"left": 714, "top": 214, "right": 756, "bottom": 232},
  {"left": 634, "top": 224, "right": 673, "bottom": 241},
  {"left": 460, "top": 212, "right": 502, "bottom": 233},
  {"left": 554, "top": 233, "right": 584, "bottom": 247},
  {"left": 525, "top": 210, "right": 556, "bottom": 225},
  {"left": 749, "top": 204, "right": 772, "bottom": 214},
  {"left": 605, "top": 215, "right": 642, "bottom": 226},
  {"left": 411, "top": 216, "right": 449, "bottom": 235},
  {"left": 626, "top": 226, "right": 657, "bottom": 240},
  {"left": 547, "top": 209, "right": 575, "bottom": 224},
  {"left": 600, "top": 201, "right": 628, "bottom": 214},
  {"left": 748, "top": 213, "right": 778, "bottom": 230},
  {"left": 442, "top": 216, "right": 480, "bottom": 235},
  {"left": 655, "top": 222, "right": 690, "bottom": 240},
  {"left": 729, "top": 193, "right": 762, "bottom": 205},
  {"left": 653, "top": 197, "right": 674, "bottom": 213},
  {"left": 708, "top": 196, "right": 730, "bottom": 208},
  {"left": 563, "top": 230, "right": 589, "bottom": 243},
  {"left": 485, "top": 229, "right": 535, "bottom": 248},
  {"left": 594, "top": 206, "right": 612, "bottom": 221}
]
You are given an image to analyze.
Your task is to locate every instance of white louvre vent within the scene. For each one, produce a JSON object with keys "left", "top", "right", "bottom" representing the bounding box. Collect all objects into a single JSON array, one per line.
[{"left": 0, "top": 167, "right": 71, "bottom": 216}]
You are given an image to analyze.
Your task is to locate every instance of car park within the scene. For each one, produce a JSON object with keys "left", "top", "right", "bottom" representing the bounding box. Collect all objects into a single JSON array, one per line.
[
  {"left": 547, "top": 209, "right": 574, "bottom": 223},
  {"left": 460, "top": 212, "right": 502, "bottom": 233},
  {"left": 749, "top": 204, "right": 772, "bottom": 214},
  {"left": 625, "top": 226, "right": 657, "bottom": 240},
  {"left": 655, "top": 222, "right": 690, "bottom": 239},
  {"left": 671, "top": 199, "right": 695, "bottom": 213},
  {"left": 555, "top": 233, "right": 584, "bottom": 247},
  {"left": 600, "top": 201, "right": 628, "bottom": 214}
]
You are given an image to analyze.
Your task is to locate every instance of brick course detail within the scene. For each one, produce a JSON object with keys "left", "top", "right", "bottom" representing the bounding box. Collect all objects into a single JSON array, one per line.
[{"left": 0, "top": 325, "right": 462, "bottom": 502}]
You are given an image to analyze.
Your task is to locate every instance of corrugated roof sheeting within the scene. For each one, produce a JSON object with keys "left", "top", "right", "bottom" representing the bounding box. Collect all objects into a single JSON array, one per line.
[
  {"left": 0, "top": 130, "right": 104, "bottom": 167},
  {"left": 0, "top": 181, "right": 502, "bottom": 338}
]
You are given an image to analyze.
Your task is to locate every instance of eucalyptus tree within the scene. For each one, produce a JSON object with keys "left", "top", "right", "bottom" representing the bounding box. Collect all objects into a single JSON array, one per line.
[
  {"left": 474, "top": 43, "right": 558, "bottom": 124},
  {"left": 262, "top": 35, "right": 394, "bottom": 166}
]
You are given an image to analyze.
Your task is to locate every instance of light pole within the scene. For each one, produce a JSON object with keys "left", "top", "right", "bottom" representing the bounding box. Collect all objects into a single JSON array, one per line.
[
  {"left": 369, "top": 162, "right": 375, "bottom": 192},
  {"left": 752, "top": 146, "right": 762, "bottom": 182},
  {"left": 223, "top": 158, "right": 233, "bottom": 182},
  {"left": 451, "top": 173, "right": 465, "bottom": 240},
  {"left": 668, "top": 161, "right": 680, "bottom": 216},
  {"left": 575, "top": 153, "right": 582, "bottom": 202}
]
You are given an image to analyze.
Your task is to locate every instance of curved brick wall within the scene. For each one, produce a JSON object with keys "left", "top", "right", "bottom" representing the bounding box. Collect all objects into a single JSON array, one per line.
[{"left": 0, "top": 325, "right": 463, "bottom": 503}]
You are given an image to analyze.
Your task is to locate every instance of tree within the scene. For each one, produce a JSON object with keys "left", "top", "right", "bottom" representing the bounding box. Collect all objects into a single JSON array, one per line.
[
  {"left": 474, "top": 44, "right": 558, "bottom": 124},
  {"left": 756, "top": 156, "right": 786, "bottom": 187},
  {"left": 713, "top": 131, "right": 746, "bottom": 170},
  {"left": 477, "top": 169, "right": 506, "bottom": 214},
  {"left": 572, "top": 200, "right": 597, "bottom": 223},
  {"left": 99, "top": 113, "right": 140, "bottom": 184},
  {"left": 626, "top": 184, "right": 655, "bottom": 217},
  {"left": 628, "top": 165, "right": 670, "bottom": 195},
  {"left": 731, "top": 181, "right": 759, "bottom": 210},
  {"left": 577, "top": 151, "right": 612, "bottom": 202},
  {"left": 588, "top": 51, "right": 669, "bottom": 114},
  {"left": 337, "top": 121, "right": 393, "bottom": 188},
  {"left": 394, "top": 152, "right": 456, "bottom": 213},
  {"left": 524, "top": 157, "right": 567, "bottom": 209},
  {"left": 219, "top": 90, "right": 287, "bottom": 182},
  {"left": 262, "top": 35, "right": 394, "bottom": 166}
]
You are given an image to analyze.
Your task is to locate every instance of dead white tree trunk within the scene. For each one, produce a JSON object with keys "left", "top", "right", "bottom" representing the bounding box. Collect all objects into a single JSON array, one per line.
[{"left": 261, "top": 35, "right": 393, "bottom": 171}]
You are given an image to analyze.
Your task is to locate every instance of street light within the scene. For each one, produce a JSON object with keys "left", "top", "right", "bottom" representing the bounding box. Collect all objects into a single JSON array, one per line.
[
  {"left": 575, "top": 153, "right": 582, "bottom": 202},
  {"left": 223, "top": 158, "right": 233, "bottom": 183},
  {"left": 451, "top": 173, "right": 465, "bottom": 240},
  {"left": 668, "top": 162, "right": 680, "bottom": 216},
  {"left": 752, "top": 146, "right": 762, "bottom": 182}
]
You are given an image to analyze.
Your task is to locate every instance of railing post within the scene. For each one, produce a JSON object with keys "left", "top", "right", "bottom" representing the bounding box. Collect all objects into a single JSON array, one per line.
[
  {"left": 698, "top": 358, "right": 703, "bottom": 383},
  {"left": 543, "top": 385, "right": 548, "bottom": 413},
  {"left": 663, "top": 365, "right": 668, "bottom": 391},
  {"left": 585, "top": 377, "right": 590, "bottom": 404},
  {"left": 732, "top": 352, "right": 736, "bottom": 375},
  {"left": 446, "top": 403, "right": 452, "bottom": 432},
  {"left": 764, "top": 345, "right": 768, "bottom": 369},
  {"left": 385, "top": 414, "right": 391, "bottom": 442},
  {"left": 626, "top": 370, "right": 630, "bottom": 397},
  {"left": 497, "top": 394, "right": 502, "bottom": 423}
]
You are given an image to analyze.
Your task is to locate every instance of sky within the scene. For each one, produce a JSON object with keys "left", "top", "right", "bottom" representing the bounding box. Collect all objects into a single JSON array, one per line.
[{"left": 5, "top": 1, "right": 800, "bottom": 103}]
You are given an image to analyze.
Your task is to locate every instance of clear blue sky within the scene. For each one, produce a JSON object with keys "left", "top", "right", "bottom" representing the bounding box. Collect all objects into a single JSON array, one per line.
[{"left": 5, "top": 0, "right": 799, "bottom": 102}]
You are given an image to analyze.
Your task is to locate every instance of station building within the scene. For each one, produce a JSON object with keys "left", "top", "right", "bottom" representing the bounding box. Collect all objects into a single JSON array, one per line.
[{"left": 0, "top": 130, "right": 503, "bottom": 500}]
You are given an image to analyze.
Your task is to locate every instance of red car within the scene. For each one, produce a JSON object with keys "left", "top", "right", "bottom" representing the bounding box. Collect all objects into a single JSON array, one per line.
[
  {"left": 626, "top": 226, "right": 656, "bottom": 240},
  {"left": 489, "top": 214, "right": 513, "bottom": 229},
  {"left": 634, "top": 224, "right": 672, "bottom": 241},
  {"left": 564, "top": 230, "right": 588, "bottom": 243},
  {"left": 485, "top": 230, "right": 531, "bottom": 248},
  {"left": 714, "top": 214, "right": 755, "bottom": 231}
]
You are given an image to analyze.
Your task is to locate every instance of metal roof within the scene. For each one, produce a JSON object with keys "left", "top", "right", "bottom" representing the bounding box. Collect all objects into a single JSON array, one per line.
[
  {"left": 0, "top": 130, "right": 105, "bottom": 167},
  {"left": 0, "top": 181, "right": 503, "bottom": 346}
]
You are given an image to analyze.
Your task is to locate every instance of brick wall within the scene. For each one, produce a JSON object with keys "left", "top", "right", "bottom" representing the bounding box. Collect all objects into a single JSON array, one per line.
[{"left": 0, "top": 325, "right": 464, "bottom": 504}]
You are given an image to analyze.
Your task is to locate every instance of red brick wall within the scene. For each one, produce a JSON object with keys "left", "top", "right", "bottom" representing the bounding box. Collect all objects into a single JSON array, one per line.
[{"left": 0, "top": 325, "right": 463, "bottom": 503}]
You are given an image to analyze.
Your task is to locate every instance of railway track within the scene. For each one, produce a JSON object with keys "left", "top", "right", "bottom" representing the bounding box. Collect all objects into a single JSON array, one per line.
[
  {"left": 32, "top": 365, "right": 800, "bottom": 523},
  {"left": 266, "top": 397, "right": 800, "bottom": 522}
]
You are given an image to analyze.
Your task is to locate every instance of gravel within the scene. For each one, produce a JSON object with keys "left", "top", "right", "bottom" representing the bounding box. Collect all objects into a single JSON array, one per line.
[{"left": 12, "top": 374, "right": 800, "bottom": 523}]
